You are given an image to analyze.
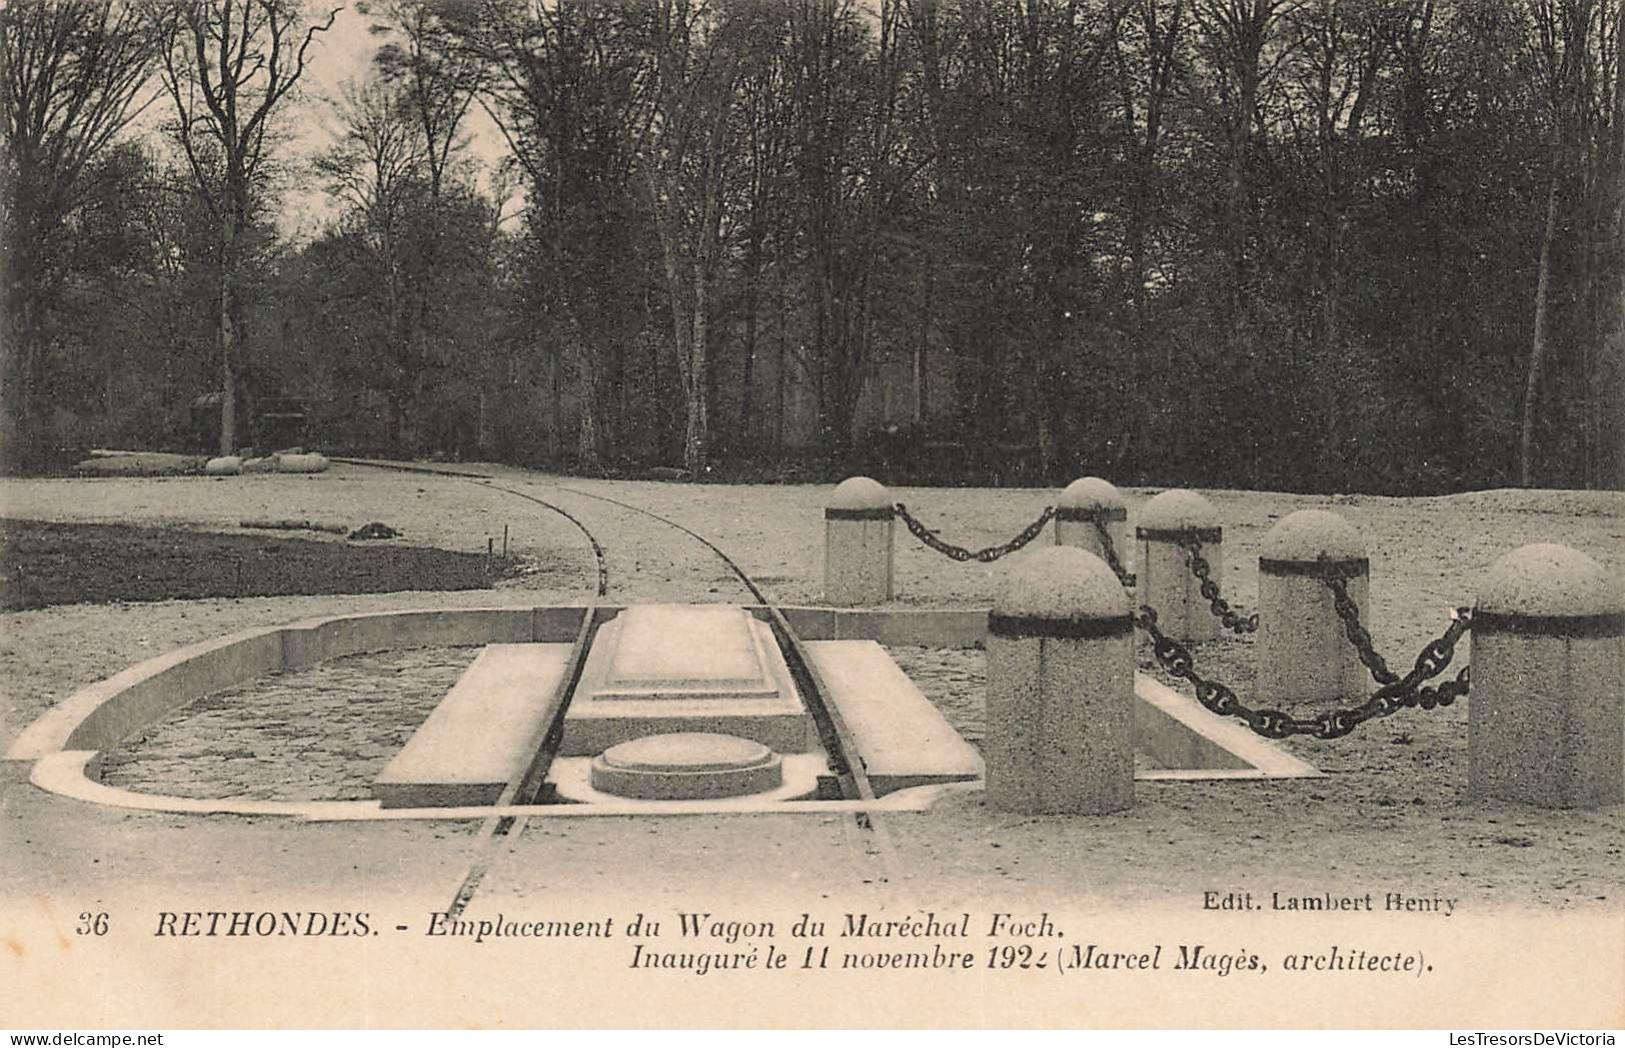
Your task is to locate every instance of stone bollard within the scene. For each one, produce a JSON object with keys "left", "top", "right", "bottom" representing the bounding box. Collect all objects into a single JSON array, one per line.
[
  {"left": 1136, "top": 489, "right": 1222, "bottom": 642},
  {"left": 1054, "top": 477, "right": 1129, "bottom": 570},
  {"left": 1469, "top": 544, "right": 1624, "bottom": 809},
  {"left": 823, "top": 476, "right": 895, "bottom": 606},
  {"left": 1256, "top": 509, "right": 1370, "bottom": 704},
  {"left": 986, "top": 546, "right": 1135, "bottom": 814}
]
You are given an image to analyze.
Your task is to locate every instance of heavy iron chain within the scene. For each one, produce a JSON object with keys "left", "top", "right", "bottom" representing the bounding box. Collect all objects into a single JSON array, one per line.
[
  {"left": 1135, "top": 605, "right": 1472, "bottom": 740},
  {"left": 1180, "top": 538, "right": 1259, "bottom": 634},
  {"left": 1090, "top": 519, "right": 1137, "bottom": 588},
  {"left": 1321, "top": 569, "right": 1400, "bottom": 686},
  {"left": 893, "top": 503, "right": 1056, "bottom": 563}
]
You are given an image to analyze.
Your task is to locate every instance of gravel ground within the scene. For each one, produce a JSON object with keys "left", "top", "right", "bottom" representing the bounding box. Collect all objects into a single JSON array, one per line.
[
  {"left": 888, "top": 646, "right": 987, "bottom": 744},
  {"left": 1, "top": 463, "right": 1621, "bottom": 910}
]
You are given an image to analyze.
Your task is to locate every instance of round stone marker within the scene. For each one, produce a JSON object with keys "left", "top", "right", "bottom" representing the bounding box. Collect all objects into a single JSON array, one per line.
[
  {"left": 1136, "top": 488, "right": 1223, "bottom": 642},
  {"left": 986, "top": 546, "right": 1134, "bottom": 815},
  {"left": 1470, "top": 544, "right": 1625, "bottom": 809},
  {"left": 1257, "top": 509, "right": 1369, "bottom": 704},
  {"left": 827, "top": 476, "right": 892, "bottom": 513},
  {"left": 1138, "top": 488, "right": 1220, "bottom": 533},
  {"left": 1057, "top": 476, "right": 1126, "bottom": 515},
  {"left": 1054, "top": 477, "right": 1130, "bottom": 569},
  {"left": 825, "top": 475, "right": 895, "bottom": 605},
  {"left": 589, "top": 732, "right": 785, "bottom": 801}
]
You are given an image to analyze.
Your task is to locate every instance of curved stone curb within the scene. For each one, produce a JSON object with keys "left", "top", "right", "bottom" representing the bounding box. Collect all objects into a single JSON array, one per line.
[
  {"left": 8, "top": 627, "right": 288, "bottom": 760},
  {"left": 32, "top": 751, "right": 377, "bottom": 819}
]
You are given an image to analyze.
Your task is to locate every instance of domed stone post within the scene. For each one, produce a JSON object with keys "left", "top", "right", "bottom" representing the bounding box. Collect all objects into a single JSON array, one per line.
[
  {"left": 1257, "top": 509, "right": 1371, "bottom": 704},
  {"left": 1469, "top": 544, "right": 1624, "bottom": 809},
  {"left": 1055, "top": 477, "right": 1130, "bottom": 578},
  {"left": 823, "top": 477, "right": 895, "bottom": 606},
  {"left": 1136, "top": 489, "right": 1222, "bottom": 642},
  {"left": 986, "top": 546, "right": 1135, "bottom": 814}
]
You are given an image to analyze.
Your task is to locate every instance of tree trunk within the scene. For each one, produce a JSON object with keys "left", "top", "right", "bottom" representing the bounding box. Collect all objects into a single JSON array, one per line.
[
  {"left": 914, "top": 269, "right": 931, "bottom": 424},
  {"left": 218, "top": 216, "right": 237, "bottom": 457},
  {"left": 574, "top": 336, "right": 599, "bottom": 466},
  {"left": 775, "top": 257, "right": 788, "bottom": 451},
  {"left": 547, "top": 349, "right": 561, "bottom": 460},
  {"left": 3, "top": 289, "right": 46, "bottom": 468},
  {"left": 1520, "top": 167, "right": 1562, "bottom": 487},
  {"left": 739, "top": 231, "right": 761, "bottom": 448},
  {"left": 687, "top": 264, "right": 710, "bottom": 475}
]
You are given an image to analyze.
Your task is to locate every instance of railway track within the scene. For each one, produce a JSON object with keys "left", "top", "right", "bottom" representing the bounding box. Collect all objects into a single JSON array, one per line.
[{"left": 334, "top": 460, "right": 901, "bottom": 912}]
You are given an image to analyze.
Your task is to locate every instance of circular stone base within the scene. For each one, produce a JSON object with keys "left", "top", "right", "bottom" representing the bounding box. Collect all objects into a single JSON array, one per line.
[{"left": 589, "top": 732, "right": 785, "bottom": 800}]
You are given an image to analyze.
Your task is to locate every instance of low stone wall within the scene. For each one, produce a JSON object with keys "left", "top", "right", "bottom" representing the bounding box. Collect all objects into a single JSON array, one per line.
[{"left": 6, "top": 606, "right": 597, "bottom": 762}]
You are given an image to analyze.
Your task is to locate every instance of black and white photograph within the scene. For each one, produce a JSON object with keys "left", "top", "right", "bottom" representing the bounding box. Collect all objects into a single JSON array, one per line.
[{"left": 0, "top": 0, "right": 1621, "bottom": 1032}]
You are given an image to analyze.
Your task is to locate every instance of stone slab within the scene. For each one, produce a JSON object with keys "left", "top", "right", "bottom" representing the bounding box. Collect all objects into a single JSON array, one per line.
[
  {"left": 560, "top": 606, "right": 813, "bottom": 755},
  {"left": 1133, "top": 675, "right": 1322, "bottom": 777},
  {"left": 803, "top": 639, "right": 983, "bottom": 794},
  {"left": 373, "top": 643, "right": 573, "bottom": 808},
  {"left": 591, "top": 604, "right": 775, "bottom": 698}
]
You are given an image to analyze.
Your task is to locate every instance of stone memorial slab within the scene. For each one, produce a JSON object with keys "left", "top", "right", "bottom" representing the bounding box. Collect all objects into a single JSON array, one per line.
[
  {"left": 559, "top": 605, "right": 816, "bottom": 756},
  {"left": 589, "top": 604, "right": 779, "bottom": 700}
]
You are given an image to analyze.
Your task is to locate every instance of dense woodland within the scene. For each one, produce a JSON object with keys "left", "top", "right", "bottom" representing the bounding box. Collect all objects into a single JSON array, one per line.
[{"left": 2, "top": 0, "right": 1623, "bottom": 493}]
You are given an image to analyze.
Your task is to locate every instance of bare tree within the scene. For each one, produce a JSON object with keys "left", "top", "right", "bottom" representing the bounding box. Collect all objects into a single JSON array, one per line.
[
  {"left": 1276, "top": 0, "right": 1406, "bottom": 454},
  {"left": 1192, "top": 0, "right": 1296, "bottom": 328},
  {"left": 361, "top": 0, "right": 483, "bottom": 200},
  {"left": 785, "top": 0, "right": 919, "bottom": 455},
  {"left": 640, "top": 0, "right": 746, "bottom": 474},
  {"left": 1, "top": 0, "right": 159, "bottom": 466},
  {"left": 1110, "top": 0, "right": 1186, "bottom": 335},
  {"left": 1520, "top": 0, "right": 1613, "bottom": 485},
  {"left": 315, "top": 76, "right": 423, "bottom": 445},
  {"left": 441, "top": 0, "right": 650, "bottom": 467},
  {"left": 152, "top": 0, "right": 338, "bottom": 455}
]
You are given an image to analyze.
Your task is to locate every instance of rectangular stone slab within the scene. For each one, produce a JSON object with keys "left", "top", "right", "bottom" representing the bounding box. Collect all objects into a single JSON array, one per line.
[
  {"left": 587, "top": 604, "right": 779, "bottom": 700},
  {"left": 373, "top": 643, "right": 574, "bottom": 808},
  {"left": 604, "top": 604, "right": 769, "bottom": 691},
  {"left": 561, "top": 606, "right": 813, "bottom": 755},
  {"left": 802, "top": 640, "right": 983, "bottom": 794}
]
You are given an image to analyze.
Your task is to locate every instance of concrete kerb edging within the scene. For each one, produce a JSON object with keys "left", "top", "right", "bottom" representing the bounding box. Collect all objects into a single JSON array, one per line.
[
  {"left": 30, "top": 750, "right": 976, "bottom": 820},
  {"left": 7, "top": 603, "right": 1319, "bottom": 820}
]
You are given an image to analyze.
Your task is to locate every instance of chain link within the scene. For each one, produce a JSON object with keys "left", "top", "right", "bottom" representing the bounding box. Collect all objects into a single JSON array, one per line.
[
  {"left": 1321, "top": 569, "right": 1400, "bottom": 686},
  {"left": 1136, "top": 605, "right": 1472, "bottom": 740},
  {"left": 1090, "top": 519, "right": 1137, "bottom": 588},
  {"left": 893, "top": 503, "right": 1055, "bottom": 563},
  {"left": 1180, "top": 538, "right": 1259, "bottom": 634}
]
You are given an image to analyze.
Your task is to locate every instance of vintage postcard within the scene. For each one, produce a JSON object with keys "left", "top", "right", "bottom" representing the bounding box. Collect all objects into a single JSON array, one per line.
[{"left": 2, "top": 0, "right": 1622, "bottom": 1031}]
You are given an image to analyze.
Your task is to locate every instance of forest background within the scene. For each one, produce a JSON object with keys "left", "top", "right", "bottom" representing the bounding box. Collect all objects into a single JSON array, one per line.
[{"left": 3, "top": 0, "right": 1622, "bottom": 494}]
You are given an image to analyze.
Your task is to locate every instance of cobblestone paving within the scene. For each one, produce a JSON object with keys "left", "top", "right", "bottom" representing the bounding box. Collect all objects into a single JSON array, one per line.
[{"left": 99, "top": 646, "right": 478, "bottom": 801}]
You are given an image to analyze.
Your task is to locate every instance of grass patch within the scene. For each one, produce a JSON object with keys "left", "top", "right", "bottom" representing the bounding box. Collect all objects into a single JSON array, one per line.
[{"left": 0, "top": 519, "right": 520, "bottom": 610}]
